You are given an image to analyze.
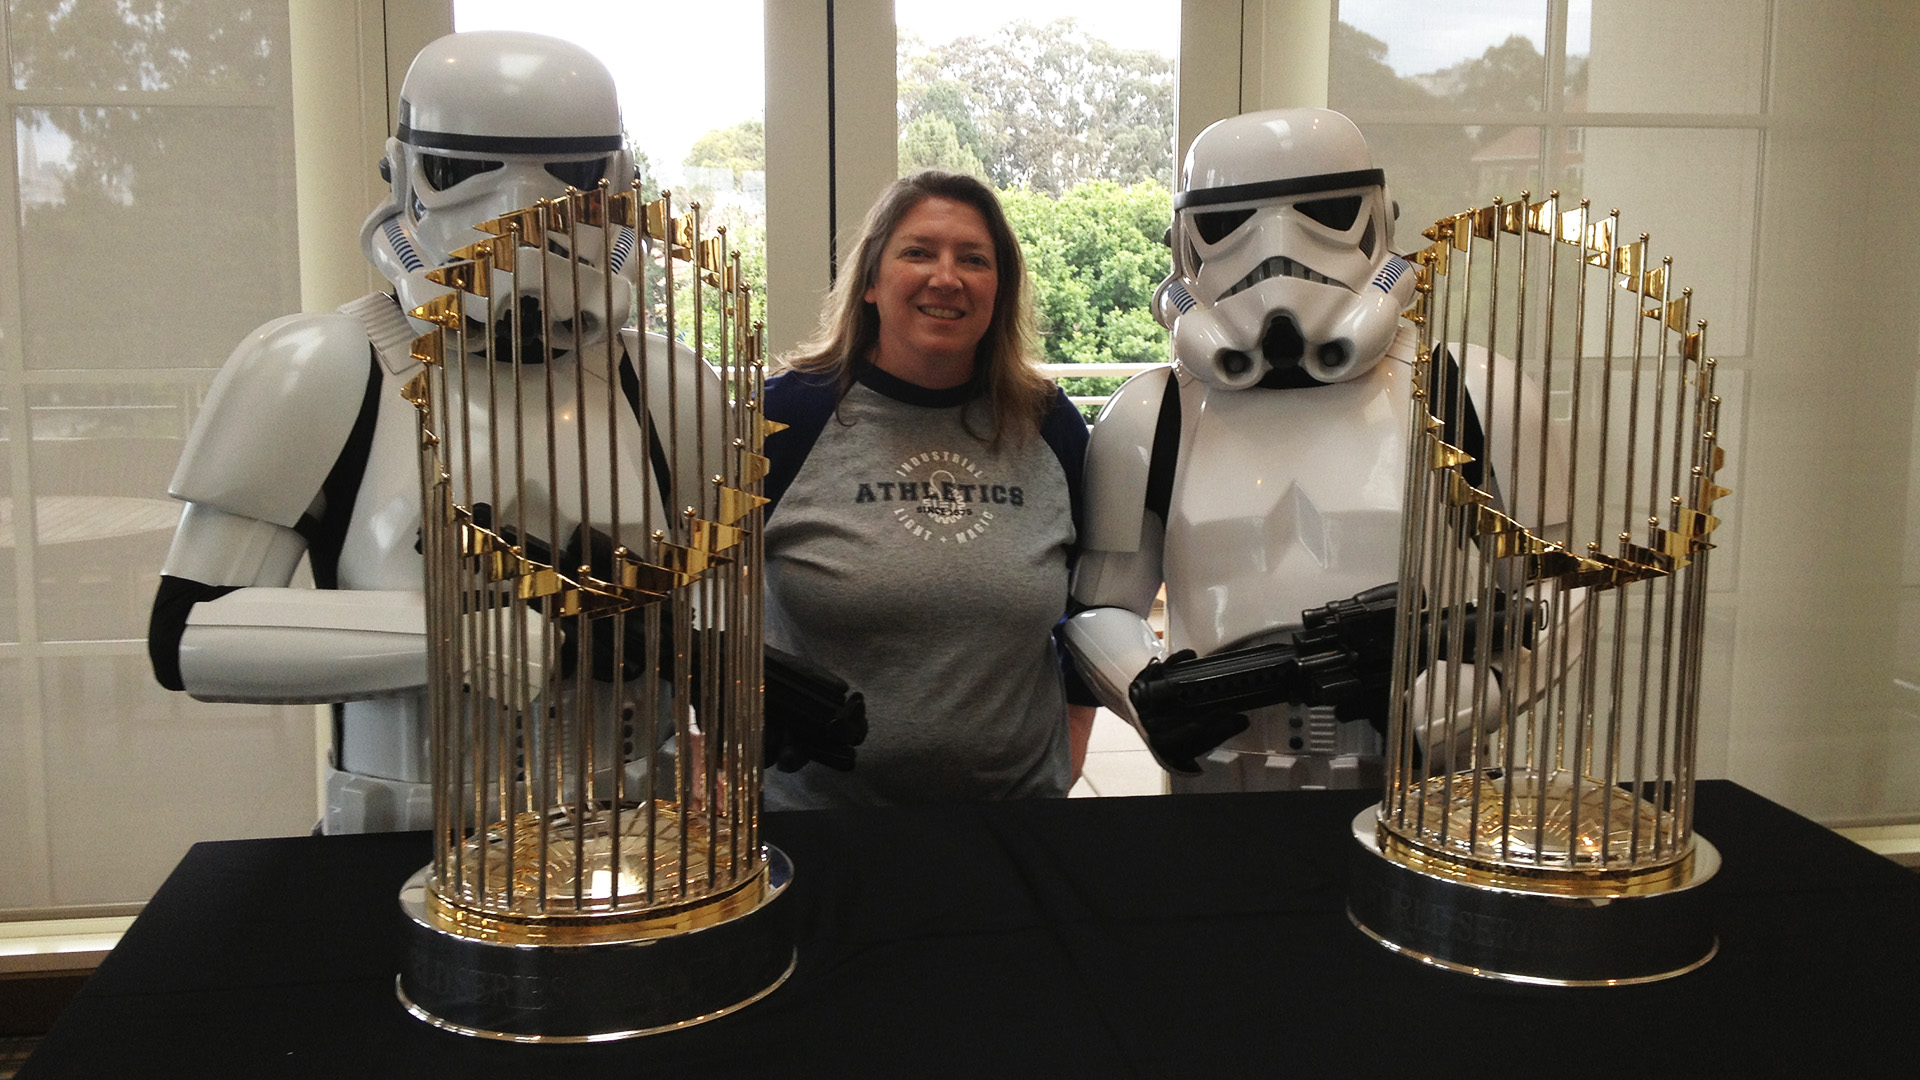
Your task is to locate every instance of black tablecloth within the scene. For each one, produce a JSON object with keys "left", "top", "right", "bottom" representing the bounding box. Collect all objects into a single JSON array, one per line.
[{"left": 20, "top": 781, "right": 1918, "bottom": 1077}]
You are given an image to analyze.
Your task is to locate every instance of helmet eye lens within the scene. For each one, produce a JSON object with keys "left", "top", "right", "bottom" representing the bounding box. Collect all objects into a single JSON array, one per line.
[
  {"left": 1295, "top": 195, "right": 1364, "bottom": 231},
  {"left": 1192, "top": 208, "right": 1255, "bottom": 245},
  {"left": 545, "top": 159, "right": 608, "bottom": 189},
  {"left": 420, "top": 154, "right": 503, "bottom": 192}
]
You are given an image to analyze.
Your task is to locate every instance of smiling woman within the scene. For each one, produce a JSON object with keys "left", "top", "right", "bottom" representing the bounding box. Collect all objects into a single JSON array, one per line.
[
  {"left": 755, "top": 171, "right": 1098, "bottom": 810},
  {"left": 783, "top": 171, "right": 1054, "bottom": 440},
  {"left": 864, "top": 197, "right": 999, "bottom": 387}
]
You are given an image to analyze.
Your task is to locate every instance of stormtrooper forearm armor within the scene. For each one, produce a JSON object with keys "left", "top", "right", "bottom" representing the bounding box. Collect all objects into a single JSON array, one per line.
[
  {"left": 175, "top": 586, "right": 426, "bottom": 704},
  {"left": 1065, "top": 540, "right": 1166, "bottom": 731}
]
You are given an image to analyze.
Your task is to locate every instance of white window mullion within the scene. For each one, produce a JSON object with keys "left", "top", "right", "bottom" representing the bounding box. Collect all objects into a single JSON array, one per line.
[
  {"left": 764, "top": 2, "right": 832, "bottom": 358},
  {"left": 1, "top": 4, "right": 65, "bottom": 913},
  {"left": 830, "top": 1, "right": 896, "bottom": 272},
  {"left": 1179, "top": 0, "right": 1247, "bottom": 163}
]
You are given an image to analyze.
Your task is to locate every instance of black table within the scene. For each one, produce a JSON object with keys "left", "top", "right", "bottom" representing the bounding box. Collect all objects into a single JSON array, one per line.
[{"left": 20, "top": 782, "right": 1918, "bottom": 1077}]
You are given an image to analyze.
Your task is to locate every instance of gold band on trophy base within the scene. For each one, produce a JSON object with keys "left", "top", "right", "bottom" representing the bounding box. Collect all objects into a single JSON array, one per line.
[
  {"left": 1349, "top": 194, "right": 1729, "bottom": 984},
  {"left": 396, "top": 181, "right": 790, "bottom": 1039}
]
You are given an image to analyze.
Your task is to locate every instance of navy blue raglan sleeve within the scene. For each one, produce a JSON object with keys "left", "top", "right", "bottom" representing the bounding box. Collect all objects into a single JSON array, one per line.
[
  {"left": 1039, "top": 387, "right": 1098, "bottom": 708},
  {"left": 761, "top": 370, "right": 844, "bottom": 523}
]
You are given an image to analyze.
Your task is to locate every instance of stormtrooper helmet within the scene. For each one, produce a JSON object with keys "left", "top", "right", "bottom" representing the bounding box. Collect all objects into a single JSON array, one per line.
[
  {"left": 1157, "top": 108, "right": 1414, "bottom": 390},
  {"left": 360, "top": 31, "right": 640, "bottom": 358}
]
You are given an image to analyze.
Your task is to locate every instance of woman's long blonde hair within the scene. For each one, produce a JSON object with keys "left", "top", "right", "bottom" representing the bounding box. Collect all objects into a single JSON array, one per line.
[{"left": 779, "top": 171, "right": 1054, "bottom": 443}]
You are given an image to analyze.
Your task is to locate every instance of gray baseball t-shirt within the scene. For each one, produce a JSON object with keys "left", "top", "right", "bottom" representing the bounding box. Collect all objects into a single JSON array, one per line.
[{"left": 761, "top": 370, "right": 1081, "bottom": 809}]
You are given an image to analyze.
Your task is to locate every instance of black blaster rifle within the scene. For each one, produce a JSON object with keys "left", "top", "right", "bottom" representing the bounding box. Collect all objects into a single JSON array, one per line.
[{"left": 1128, "top": 583, "right": 1540, "bottom": 745}]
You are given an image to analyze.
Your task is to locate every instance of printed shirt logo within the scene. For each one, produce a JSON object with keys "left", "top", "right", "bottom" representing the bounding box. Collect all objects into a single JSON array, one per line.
[{"left": 853, "top": 448, "right": 1023, "bottom": 543}]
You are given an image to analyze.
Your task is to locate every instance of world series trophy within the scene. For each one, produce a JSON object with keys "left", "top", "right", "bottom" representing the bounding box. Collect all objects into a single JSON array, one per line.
[
  {"left": 1348, "top": 194, "right": 1731, "bottom": 985},
  {"left": 392, "top": 182, "right": 795, "bottom": 1039}
]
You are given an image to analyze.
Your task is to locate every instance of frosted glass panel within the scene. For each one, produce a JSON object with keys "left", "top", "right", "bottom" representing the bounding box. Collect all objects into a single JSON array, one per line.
[
  {"left": 1332, "top": 0, "right": 1767, "bottom": 116},
  {"left": 0, "top": 661, "right": 31, "bottom": 908},
  {"left": 6, "top": 0, "right": 287, "bottom": 92},
  {"left": 1573, "top": 127, "right": 1759, "bottom": 350},
  {"left": 1356, "top": 124, "right": 1544, "bottom": 250},
  {"left": 27, "top": 385, "right": 194, "bottom": 643},
  {"left": 1574, "top": 0, "right": 1767, "bottom": 113},
  {"left": 38, "top": 654, "right": 317, "bottom": 906},
  {"left": 15, "top": 105, "right": 296, "bottom": 369},
  {"left": 1365, "top": 125, "right": 1755, "bottom": 353},
  {"left": 3, "top": 0, "right": 305, "bottom": 915}
]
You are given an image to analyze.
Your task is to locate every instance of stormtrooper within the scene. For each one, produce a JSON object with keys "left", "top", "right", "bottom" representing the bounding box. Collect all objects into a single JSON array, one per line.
[
  {"left": 1065, "top": 108, "right": 1570, "bottom": 793},
  {"left": 147, "top": 31, "right": 857, "bottom": 832}
]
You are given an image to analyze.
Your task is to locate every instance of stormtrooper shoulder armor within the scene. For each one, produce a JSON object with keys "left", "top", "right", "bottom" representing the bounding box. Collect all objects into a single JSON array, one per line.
[
  {"left": 170, "top": 312, "right": 377, "bottom": 528},
  {"left": 1082, "top": 364, "right": 1177, "bottom": 554}
]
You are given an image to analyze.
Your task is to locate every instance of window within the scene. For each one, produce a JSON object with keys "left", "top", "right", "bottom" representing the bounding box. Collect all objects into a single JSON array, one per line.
[
  {"left": 1329, "top": 0, "right": 1770, "bottom": 792},
  {"left": 454, "top": 0, "right": 769, "bottom": 342},
  {"left": 896, "top": 1, "right": 1182, "bottom": 413},
  {"left": 1329, "top": 0, "right": 1766, "bottom": 350},
  {"left": 31, "top": 2, "right": 1904, "bottom": 916},
  {"left": 3, "top": 0, "right": 316, "bottom": 913}
]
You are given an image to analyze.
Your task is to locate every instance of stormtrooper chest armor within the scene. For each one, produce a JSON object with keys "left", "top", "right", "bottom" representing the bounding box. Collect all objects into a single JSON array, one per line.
[
  {"left": 1163, "top": 354, "right": 1414, "bottom": 656},
  {"left": 337, "top": 356, "right": 659, "bottom": 592}
]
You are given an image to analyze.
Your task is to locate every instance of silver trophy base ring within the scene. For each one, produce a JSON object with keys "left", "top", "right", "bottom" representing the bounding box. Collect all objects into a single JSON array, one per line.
[
  {"left": 1347, "top": 805, "right": 1718, "bottom": 986},
  {"left": 396, "top": 845, "right": 796, "bottom": 1042}
]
